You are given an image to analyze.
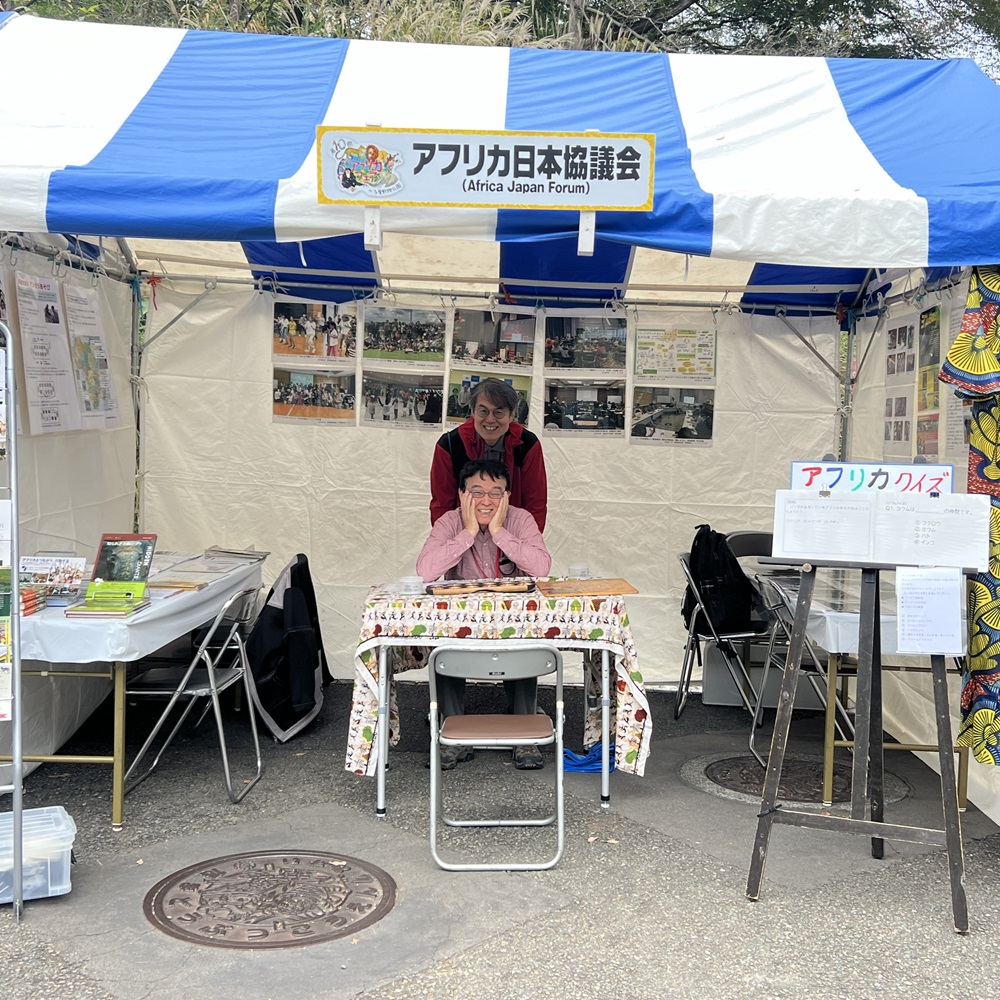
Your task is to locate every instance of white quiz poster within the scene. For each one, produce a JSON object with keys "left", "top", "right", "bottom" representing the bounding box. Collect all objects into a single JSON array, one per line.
[
  {"left": 14, "top": 271, "right": 82, "bottom": 434},
  {"left": 64, "top": 284, "right": 121, "bottom": 429}
]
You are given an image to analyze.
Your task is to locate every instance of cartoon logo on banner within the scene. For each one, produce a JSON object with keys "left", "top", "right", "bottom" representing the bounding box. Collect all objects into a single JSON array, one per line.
[{"left": 327, "top": 138, "right": 403, "bottom": 197}]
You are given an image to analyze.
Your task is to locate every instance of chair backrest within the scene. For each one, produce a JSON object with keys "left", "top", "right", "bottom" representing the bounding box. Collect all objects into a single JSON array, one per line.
[
  {"left": 680, "top": 525, "right": 755, "bottom": 636},
  {"left": 429, "top": 642, "right": 563, "bottom": 702},
  {"left": 195, "top": 586, "right": 261, "bottom": 664},
  {"left": 725, "top": 530, "right": 773, "bottom": 559}
]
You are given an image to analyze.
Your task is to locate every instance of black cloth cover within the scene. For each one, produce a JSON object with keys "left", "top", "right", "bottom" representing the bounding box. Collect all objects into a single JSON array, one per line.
[{"left": 244, "top": 553, "right": 328, "bottom": 742}]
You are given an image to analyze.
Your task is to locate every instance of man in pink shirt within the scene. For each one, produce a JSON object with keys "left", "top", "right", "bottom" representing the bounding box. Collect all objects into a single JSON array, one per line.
[{"left": 417, "top": 459, "right": 552, "bottom": 770}]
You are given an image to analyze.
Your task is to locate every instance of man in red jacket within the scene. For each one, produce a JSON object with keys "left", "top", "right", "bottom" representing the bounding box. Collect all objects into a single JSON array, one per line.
[{"left": 429, "top": 377, "right": 547, "bottom": 532}]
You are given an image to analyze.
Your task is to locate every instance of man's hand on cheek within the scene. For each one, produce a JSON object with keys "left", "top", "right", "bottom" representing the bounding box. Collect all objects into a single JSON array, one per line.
[
  {"left": 489, "top": 493, "right": 509, "bottom": 535},
  {"left": 460, "top": 491, "right": 479, "bottom": 536}
]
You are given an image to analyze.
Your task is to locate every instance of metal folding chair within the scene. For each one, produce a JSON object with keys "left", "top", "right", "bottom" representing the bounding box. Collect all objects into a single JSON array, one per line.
[
  {"left": 428, "top": 642, "right": 564, "bottom": 872},
  {"left": 675, "top": 551, "right": 770, "bottom": 723},
  {"left": 124, "top": 586, "right": 264, "bottom": 803},
  {"left": 751, "top": 572, "right": 855, "bottom": 765}
]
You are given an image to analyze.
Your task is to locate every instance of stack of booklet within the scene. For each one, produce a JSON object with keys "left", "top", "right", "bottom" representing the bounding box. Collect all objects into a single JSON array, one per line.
[
  {"left": 64, "top": 533, "right": 156, "bottom": 618},
  {"left": 19, "top": 555, "right": 87, "bottom": 608}
]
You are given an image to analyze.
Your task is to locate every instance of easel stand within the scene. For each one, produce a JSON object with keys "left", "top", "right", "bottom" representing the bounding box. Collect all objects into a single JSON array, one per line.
[{"left": 745, "top": 561, "right": 969, "bottom": 933}]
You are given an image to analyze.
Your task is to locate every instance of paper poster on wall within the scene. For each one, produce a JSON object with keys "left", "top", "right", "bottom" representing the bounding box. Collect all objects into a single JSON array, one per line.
[
  {"left": 360, "top": 370, "right": 443, "bottom": 428},
  {"left": 543, "top": 377, "right": 626, "bottom": 436},
  {"left": 14, "top": 271, "right": 83, "bottom": 434},
  {"left": 273, "top": 367, "right": 356, "bottom": 424},
  {"left": 916, "top": 413, "right": 940, "bottom": 459},
  {"left": 452, "top": 309, "right": 537, "bottom": 371},
  {"left": 0, "top": 345, "right": 5, "bottom": 461},
  {"left": 446, "top": 368, "right": 531, "bottom": 425},
  {"left": 629, "top": 385, "right": 714, "bottom": 444},
  {"left": 0, "top": 498, "right": 10, "bottom": 566},
  {"left": 943, "top": 393, "right": 971, "bottom": 460},
  {"left": 917, "top": 305, "right": 940, "bottom": 415},
  {"left": 63, "top": 284, "right": 121, "bottom": 429},
  {"left": 883, "top": 393, "right": 910, "bottom": 456},
  {"left": 0, "top": 612, "right": 10, "bottom": 722},
  {"left": 272, "top": 300, "right": 357, "bottom": 362},
  {"left": 0, "top": 273, "right": 6, "bottom": 458},
  {"left": 885, "top": 318, "right": 916, "bottom": 385},
  {"left": 362, "top": 306, "right": 445, "bottom": 365},
  {"left": 543, "top": 315, "right": 626, "bottom": 372},
  {"left": 634, "top": 328, "right": 716, "bottom": 383}
]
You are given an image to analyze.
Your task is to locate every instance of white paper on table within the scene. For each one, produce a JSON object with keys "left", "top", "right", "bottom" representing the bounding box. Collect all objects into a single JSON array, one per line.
[{"left": 895, "top": 565, "right": 966, "bottom": 655}]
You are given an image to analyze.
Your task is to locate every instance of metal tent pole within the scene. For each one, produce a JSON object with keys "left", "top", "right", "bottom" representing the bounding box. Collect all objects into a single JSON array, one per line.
[{"left": 0, "top": 319, "right": 24, "bottom": 920}]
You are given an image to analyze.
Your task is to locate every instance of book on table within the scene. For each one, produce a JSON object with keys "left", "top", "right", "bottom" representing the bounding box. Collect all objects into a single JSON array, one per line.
[
  {"left": 65, "top": 533, "right": 157, "bottom": 617},
  {"left": 19, "top": 554, "right": 87, "bottom": 607}
]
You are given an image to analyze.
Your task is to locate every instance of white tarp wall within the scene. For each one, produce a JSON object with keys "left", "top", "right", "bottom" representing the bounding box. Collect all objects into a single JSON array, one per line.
[
  {"left": 853, "top": 278, "right": 1000, "bottom": 824},
  {"left": 140, "top": 282, "right": 840, "bottom": 683},
  {"left": 0, "top": 249, "right": 136, "bottom": 782}
]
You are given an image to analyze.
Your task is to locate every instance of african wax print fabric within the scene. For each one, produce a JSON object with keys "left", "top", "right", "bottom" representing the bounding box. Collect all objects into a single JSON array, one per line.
[{"left": 940, "top": 267, "right": 1000, "bottom": 763}]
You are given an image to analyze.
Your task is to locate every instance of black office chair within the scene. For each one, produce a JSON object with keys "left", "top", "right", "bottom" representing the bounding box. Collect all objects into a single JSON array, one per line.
[{"left": 124, "top": 586, "right": 264, "bottom": 802}]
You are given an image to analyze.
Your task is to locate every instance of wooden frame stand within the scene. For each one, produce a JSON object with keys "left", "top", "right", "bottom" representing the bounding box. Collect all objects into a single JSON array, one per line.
[{"left": 745, "top": 562, "right": 969, "bottom": 933}]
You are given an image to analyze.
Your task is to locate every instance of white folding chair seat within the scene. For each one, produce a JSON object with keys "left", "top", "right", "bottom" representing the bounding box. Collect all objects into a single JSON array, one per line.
[
  {"left": 124, "top": 586, "right": 264, "bottom": 803},
  {"left": 428, "top": 642, "right": 564, "bottom": 872}
]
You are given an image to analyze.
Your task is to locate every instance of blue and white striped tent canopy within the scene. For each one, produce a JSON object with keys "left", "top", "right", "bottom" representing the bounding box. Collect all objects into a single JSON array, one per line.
[{"left": 2, "top": 12, "right": 999, "bottom": 307}]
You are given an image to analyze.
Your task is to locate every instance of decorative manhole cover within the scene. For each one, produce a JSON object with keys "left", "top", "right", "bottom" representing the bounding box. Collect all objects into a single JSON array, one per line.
[
  {"left": 704, "top": 754, "right": 855, "bottom": 802},
  {"left": 143, "top": 850, "right": 397, "bottom": 949}
]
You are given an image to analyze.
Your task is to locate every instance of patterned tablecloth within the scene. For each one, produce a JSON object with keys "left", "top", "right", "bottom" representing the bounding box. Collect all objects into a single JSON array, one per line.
[{"left": 344, "top": 585, "right": 652, "bottom": 777}]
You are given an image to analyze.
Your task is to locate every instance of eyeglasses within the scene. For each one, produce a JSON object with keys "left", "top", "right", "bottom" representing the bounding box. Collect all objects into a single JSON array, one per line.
[
  {"left": 473, "top": 405, "right": 510, "bottom": 420},
  {"left": 466, "top": 487, "right": 506, "bottom": 499}
]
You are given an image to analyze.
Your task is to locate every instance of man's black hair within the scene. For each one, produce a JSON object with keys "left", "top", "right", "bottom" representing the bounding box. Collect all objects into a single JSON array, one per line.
[{"left": 458, "top": 458, "right": 510, "bottom": 491}]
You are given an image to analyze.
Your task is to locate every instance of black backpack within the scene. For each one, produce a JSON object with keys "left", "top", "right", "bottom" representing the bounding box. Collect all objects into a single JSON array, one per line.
[{"left": 681, "top": 524, "right": 754, "bottom": 635}]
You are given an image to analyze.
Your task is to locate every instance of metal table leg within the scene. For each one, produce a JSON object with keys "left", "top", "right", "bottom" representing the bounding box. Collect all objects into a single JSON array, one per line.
[
  {"left": 376, "top": 645, "right": 388, "bottom": 817},
  {"left": 112, "top": 661, "right": 126, "bottom": 831},
  {"left": 822, "top": 653, "right": 839, "bottom": 806},
  {"left": 601, "top": 649, "right": 610, "bottom": 808}
]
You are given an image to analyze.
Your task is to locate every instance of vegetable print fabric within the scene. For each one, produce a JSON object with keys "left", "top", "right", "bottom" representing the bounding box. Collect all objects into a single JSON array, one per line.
[{"left": 344, "top": 586, "right": 652, "bottom": 776}]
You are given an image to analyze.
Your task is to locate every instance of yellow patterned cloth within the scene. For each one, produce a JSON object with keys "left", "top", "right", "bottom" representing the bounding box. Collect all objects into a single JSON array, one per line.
[
  {"left": 344, "top": 584, "right": 651, "bottom": 776},
  {"left": 940, "top": 267, "right": 1000, "bottom": 763}
]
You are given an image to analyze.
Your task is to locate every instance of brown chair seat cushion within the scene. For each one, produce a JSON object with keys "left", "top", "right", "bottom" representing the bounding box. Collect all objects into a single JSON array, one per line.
[{"left": 442, "top": 713, "right": 552, "bottom": 743}]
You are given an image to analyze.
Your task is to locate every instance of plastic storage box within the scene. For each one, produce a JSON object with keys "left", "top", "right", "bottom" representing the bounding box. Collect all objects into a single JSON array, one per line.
[{"left": 0, "top": 806, "right": 77, "bottom": 904}]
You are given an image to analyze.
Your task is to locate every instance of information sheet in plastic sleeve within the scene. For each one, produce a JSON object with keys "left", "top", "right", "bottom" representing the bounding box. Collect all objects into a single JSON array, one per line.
[
  {"left": 14, "top": 271, "right": 82, "bottom": 434},
  {"left": 895, "top": 566, "right": 965, "bottom": 655},
  {"left": 64, "top": 283, "right": 121, "bottom": 429}
]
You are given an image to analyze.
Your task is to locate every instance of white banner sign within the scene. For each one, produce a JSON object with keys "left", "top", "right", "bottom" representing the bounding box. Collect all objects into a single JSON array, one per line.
[
  {"left": 790, "top": 460, "right": 953, "bottom": 494},
  {"left": 317, "top": 127, "right": 655, "bottom": 210}
]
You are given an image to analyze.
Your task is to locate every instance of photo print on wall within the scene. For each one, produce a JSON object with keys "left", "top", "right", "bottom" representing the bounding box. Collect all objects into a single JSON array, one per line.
[{"left": 272, "top": 300, "right": 358, "bottom": 362}]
